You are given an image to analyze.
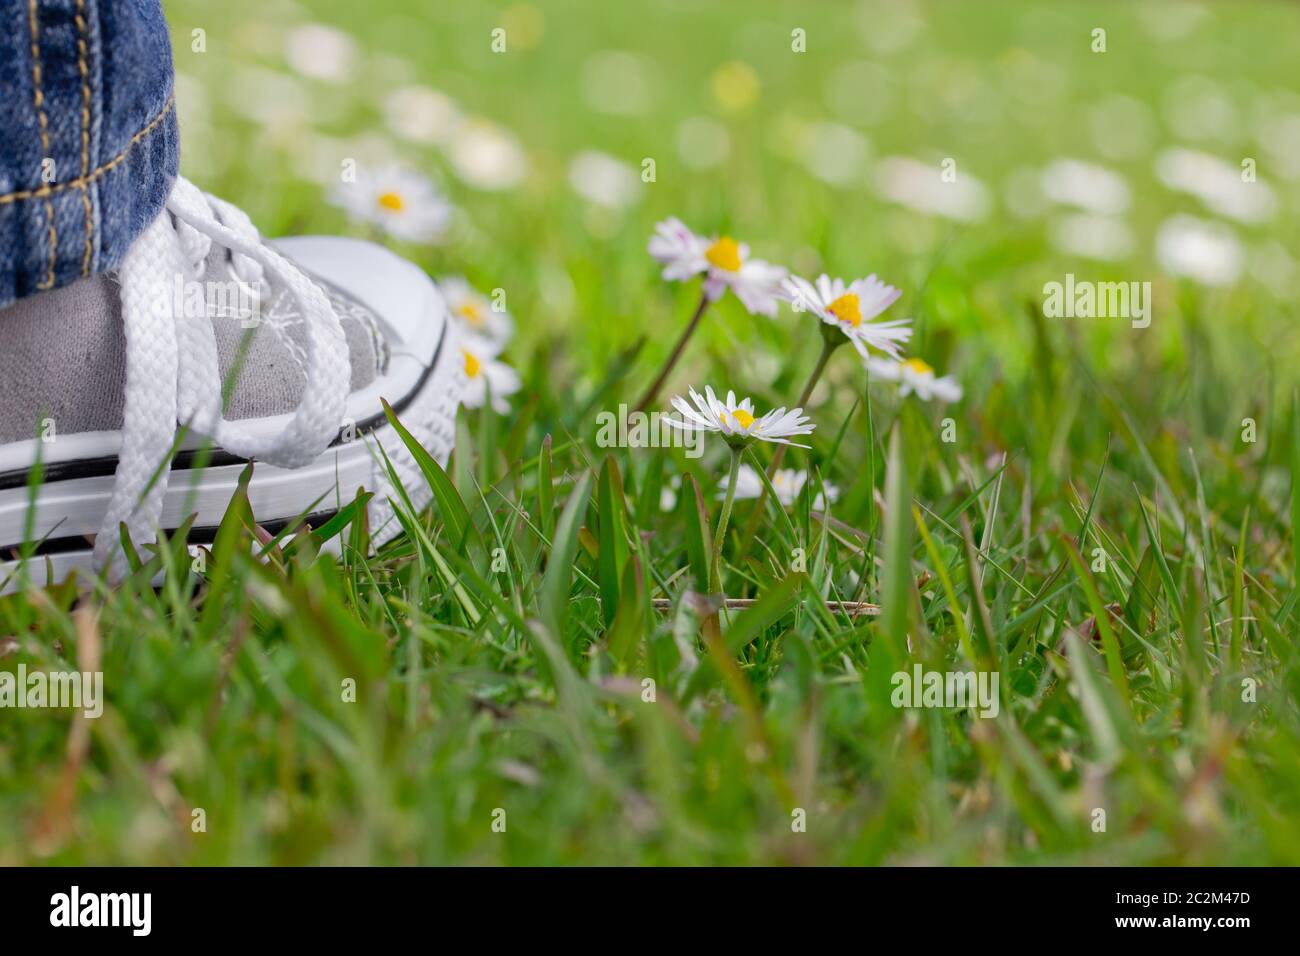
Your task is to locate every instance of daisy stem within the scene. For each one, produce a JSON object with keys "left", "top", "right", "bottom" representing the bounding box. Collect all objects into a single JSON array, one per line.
[
  {"left": 634, "top": 290, "right": 711, "bottom": 413},
  {"left": 765, "top": 336, "right": 840, "bottom": 479},
  {"left": 732, "top": 336, "right": 840, "bottom": 566},
  {"left": 711, "top": 445, "right": 743, "bottom": 592}
]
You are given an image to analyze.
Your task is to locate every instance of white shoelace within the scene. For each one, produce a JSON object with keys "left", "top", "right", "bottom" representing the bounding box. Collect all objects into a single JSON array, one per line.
[{"left": 99, "top": 176, "right": 351, "bottom": 576}]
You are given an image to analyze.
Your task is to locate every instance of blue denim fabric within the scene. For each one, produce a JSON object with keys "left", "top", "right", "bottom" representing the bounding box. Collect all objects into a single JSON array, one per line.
[{"left": 0, "top": 0, "right": 179, "bottom": 307}]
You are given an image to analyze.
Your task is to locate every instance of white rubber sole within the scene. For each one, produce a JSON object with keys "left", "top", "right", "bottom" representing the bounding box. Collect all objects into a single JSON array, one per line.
[{"left": 0, "top": 299, "right": 463, "bottom": 594}]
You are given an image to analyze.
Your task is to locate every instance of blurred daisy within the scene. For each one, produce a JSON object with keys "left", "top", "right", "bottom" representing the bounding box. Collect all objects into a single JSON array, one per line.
[
  {"left": 665, "top": 386, "right": 815, "bottom": 448},
  {"left": 1155, "top": 148, "right": 1275, "bottom": 224},
  {"left": 284, "top": 23, "right": 356, "bottom": 84},
  {"left": 448, "top": 119, "right": 528, "bottom": 191},
  {"left": 659, "top": 474, "right": 682, "bottom": 512},
  {"left": 441, "top": 277, "right": 513, "bottom": 349},
  {"left": 726, "top": 464, "right": 839, "bottom": 509},
  {"left": 865, "top": 356, "right": 963, "bottom": 403},
  {"left": 460, "top": 337, "right": 521, "bottom": 414},
  {"left": 875, "top": 156, "right": 991, "bottom": 223},
  {"left": 384, "top": 85, "right": 462, "bottom": 146},
  {"left": 648, "top": 218, "right": 786, "bottom": 316},
  {"left": 330, "top": 166, "right": 452, "bottom": 243},
  {"left": 1156, "top": 215, "right": 1243, "bottom": 287},
  {"left": 782, "top": 274, "right": 912, "bottom": 359},
  {"left": 1039, "top": 158, "right": 1130, "bottom": 215},
  {"left": 568, "top": 151, "right": 641, "bottom": 208}
]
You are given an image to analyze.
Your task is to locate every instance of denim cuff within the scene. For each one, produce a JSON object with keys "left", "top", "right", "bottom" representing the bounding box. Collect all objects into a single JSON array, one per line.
[{"left": 0, "top": 0, "right": 179, "bottom": 308}]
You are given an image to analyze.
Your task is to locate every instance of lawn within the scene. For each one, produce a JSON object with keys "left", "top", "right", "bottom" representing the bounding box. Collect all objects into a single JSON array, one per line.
[{"left": 2, "top": 0, "right": 1300, "bottom": 864}]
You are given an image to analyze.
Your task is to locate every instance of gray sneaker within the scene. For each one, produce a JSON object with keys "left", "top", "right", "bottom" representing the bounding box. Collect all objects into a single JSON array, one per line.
[{"left": 0, "top": 176, "right": 464, "bottom": 590}]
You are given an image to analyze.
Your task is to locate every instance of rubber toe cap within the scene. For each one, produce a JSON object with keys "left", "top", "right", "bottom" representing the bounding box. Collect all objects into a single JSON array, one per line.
[{"left": 274, "top": 236, "right": 446, "bottom": 365}]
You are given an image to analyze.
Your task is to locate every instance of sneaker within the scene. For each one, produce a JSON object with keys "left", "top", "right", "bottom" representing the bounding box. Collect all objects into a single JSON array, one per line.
[{"left": 0, "top": 176, "right": 464, "bottom": 591}]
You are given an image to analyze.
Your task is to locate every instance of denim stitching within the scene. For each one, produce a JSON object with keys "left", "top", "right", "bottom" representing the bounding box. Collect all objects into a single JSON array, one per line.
[
  {"left": 75, "top": 0, "right": 93, "bottom": 276},
  {"left": 0, "top": 94, "right": 175, "bottom": 207},
  {"left": 26, "top": 0, "right": 58, "bottom": 290}
]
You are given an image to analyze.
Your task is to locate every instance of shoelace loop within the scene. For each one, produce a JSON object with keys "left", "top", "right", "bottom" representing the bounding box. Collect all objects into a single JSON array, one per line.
[{"left": 96, "top": 176, "right": 352, "bottom": 577}]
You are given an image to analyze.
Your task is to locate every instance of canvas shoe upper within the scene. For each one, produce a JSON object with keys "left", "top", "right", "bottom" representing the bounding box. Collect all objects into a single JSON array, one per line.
[{"left": 0, "top": 175, "right": 464, "bottom": 585}]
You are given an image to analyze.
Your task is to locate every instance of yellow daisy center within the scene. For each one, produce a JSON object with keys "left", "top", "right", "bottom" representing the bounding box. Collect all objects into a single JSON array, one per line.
[
  {"left": 721, "top": 408, "right": 755, "bottom": 429},
  {"left": 463, "top": 348, "right": 482, "bottom": 379},
  {"left": 377, "top": 191, "right": 405, "bottom": 212},
  {"left": 457, "top": 301, "right": 485, "bottom": 326},
  {"left": 705, "top": 236, "right": 742, "bottom": 272},
  {"left": 902, "top": 357, "right": 933, "bottom": 375},
  {"left": 827, "top": 292, "right": 863, "bottom": 327}
]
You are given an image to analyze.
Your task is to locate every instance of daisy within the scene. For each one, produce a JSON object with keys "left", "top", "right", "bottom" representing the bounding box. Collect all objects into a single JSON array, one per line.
[
  {"left": 384, "top": 85, "right": 463, "bottom": 146},
  {"left": 665, "top": 386, "right": 815, "bottom": 448},
  {"left": 569, "top": 151, "right": 641, "bottom": 209},
  {"left": 865, "top": 356, "right": 963, "bottom": 403},
  {"left": 666, "top": 386, "right": 814, "bottom": 591},
  {"left": 875, "top": 156, "right": 991, "bottom": 223},
  {"left": 329, "top": 165, "right": 452, "bottom": 244},
  {"left": 284, "top": 23, "right": 357, "bottom": 84},
  {"left": 724, "top": 465, "right": 839, "bottom": 509},
  {"left": 1155, "top": 148, "right": 1275, "bottom": 225},
  {"left": 1038, "top": 158, "right": 1131, "bottom": 216},
  {"left": 782, "top": 273, "right": 912, "bottom": 359},
  {"left": 447, "top": 118, "right": 528, "bottom": 191},
  {"left": 440, "top": 276, "right": 513, "bottom": 349},
  {"left": 1155, "top": 215, "right": 1243, "bottom": 287},
  {"left": 659, "top": 475, "right": 682, "bottom": 513},
  {"left": 647, "top": 218, "right": 786, "bottom": 317},
  {"left": 460, "top": 336, "right": 521, "bottom": 414}
]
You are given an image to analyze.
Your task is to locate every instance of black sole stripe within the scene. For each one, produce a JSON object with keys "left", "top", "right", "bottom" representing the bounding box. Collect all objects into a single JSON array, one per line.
[{"left": 3, "top": 508, "right": 342, "bottom": 562}]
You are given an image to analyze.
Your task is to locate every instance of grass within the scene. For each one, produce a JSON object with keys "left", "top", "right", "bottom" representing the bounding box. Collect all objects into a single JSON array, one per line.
[{"left": 3, "top": 0, "right": 1300, "bottom": 864}]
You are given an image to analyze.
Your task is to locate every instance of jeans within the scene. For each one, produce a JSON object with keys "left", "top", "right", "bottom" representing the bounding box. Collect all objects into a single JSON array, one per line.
[{"left": 0, "top": 0, "right": 178, "bottom": 308}]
